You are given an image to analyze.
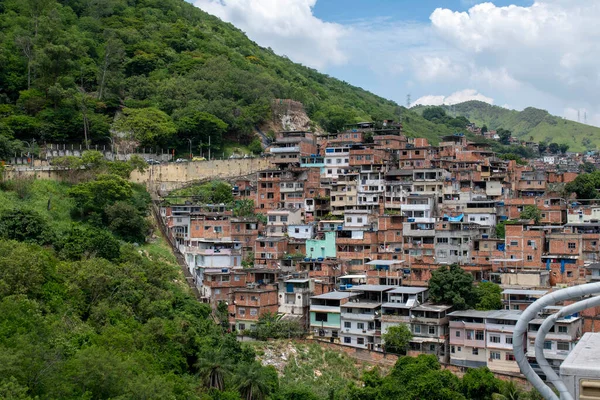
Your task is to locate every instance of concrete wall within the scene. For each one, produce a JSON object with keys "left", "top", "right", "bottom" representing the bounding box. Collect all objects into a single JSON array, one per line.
[
  {"left": 133, "top": 158, "right": 272, "bottom": 192},
  {"left": 4, "top": 158, "right": 273, "bottom": 191}
]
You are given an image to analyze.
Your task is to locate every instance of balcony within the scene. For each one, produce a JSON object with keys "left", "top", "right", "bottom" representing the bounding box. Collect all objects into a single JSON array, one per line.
[{"left": 341, "top": 313, "right": 378, "bottom": 322}]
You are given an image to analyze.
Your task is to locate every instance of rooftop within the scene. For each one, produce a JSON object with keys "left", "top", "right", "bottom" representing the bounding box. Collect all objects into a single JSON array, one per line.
[
  {"left": 348, "top": 284, "right": 397, "bottom": 292},
  {"left": 448, "top": 309, "right": 523, "bottom": 320},
  {"left": 388, "top": 286, "right": 428, "bottom": 294},
  {"left": 311, "top": 291, "right": 359, "bottom": 300},
  {"left": 502, "top": 289, "right": 549, "bottom": 296}
]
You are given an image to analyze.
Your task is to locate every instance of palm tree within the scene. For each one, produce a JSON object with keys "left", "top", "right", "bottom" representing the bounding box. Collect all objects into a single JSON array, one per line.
[
  {"left": 493, "top": 381, "right": 523, "bottom": 400},
  {"left": 195, "top": 349, "right": 233, "bottom": 391},
  {"left": 234, "top": 363, "right": 272, "bottom": 400}
]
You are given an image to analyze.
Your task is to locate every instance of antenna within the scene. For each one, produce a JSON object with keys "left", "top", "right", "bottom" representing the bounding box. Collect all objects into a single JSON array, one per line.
[{"left": 406, "top": 94, "right": 411, "bottom": 108}]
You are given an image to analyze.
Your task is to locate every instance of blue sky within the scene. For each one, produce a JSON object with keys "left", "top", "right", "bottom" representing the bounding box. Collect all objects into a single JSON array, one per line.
[
  {"left": 191, "top": 0, "right": 600, "bottom": 127},
  {"left": 313, "top": 0, "right": 531, "bottom": 23}
]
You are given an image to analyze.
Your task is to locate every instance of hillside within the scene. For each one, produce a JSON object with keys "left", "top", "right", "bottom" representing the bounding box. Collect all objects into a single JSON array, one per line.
[
  {"left": 412, "top": 101, "right": 600, "bottom": 152},
  {"left": 0, "top": 0, "right": 407, "bottom": 158}
]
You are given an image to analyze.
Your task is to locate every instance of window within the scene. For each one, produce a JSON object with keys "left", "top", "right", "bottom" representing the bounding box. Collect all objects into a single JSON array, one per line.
[
  {"left": 429, "top": 326, "right": 436, "bottom": 335},
  {"left": 214, "top": 226, "right": 223, "bottom": 233},
  {"left": 357, "top": 338, "right": 365, "bottom": 345},
  {"left": 344, "top": 337, "right": 351, "bottom": 344},
  {"left": 344, "top": 322, "right": 351, "bottom": 328},
  {"left": 527, "top": 240, "right": 535, "bottom": 246},
  {"left": 505, "top": 353, "right": 516, "bottom": 361},
  {"left": 451, "top": 346, "right": 456, "bottom": 354},
  {"left": 490, "top": 335, "right": 501, "bottom": 343},
  {"left": 357, "top": 322, "right": 365, "bottom": 330},
  {"left": 239, "top": 308, "right": 246, "bottom": 316},
  {"left": 490, "top": 352, "right": 501, "bottom": 360},
  {"left": 476, "top": 331, "right": 484, "bottom": 341},
  {"left": 215, "top": 289, "right": 221, "bottom": 295},
  {"left": 280, "top": 216, "right": 288, "bottom": 222},
  {"left": 557, "top": 342, "right": 570, "bottom": 351},
  {"left": 466, "top": 330, "right": 474, "bottom": 340},
  {"left": 457, "top": 346, "right": 462, "bottom": 352},
  {"left": 455, "top": 330, "right": 461, "bottom": 337},
  {"left": 510, "top": 241, "right": 518, "bottom": 246},
  {"left": 568, "top": 242, "right": 576, "bottom": 249},
  {"left": 472, "top": 348, "right": 479, "bottom": 355},
  {"left": 506, "top": 337, "right": 513, "bottom": 344},
  {"left": 268, "top": 216, "right": 276, "bottom": 222},
  {"left": 429, "top": 344, "right": 436, "bottom": 352},
  {"left": 250, "top": 309, "right": 257, "bottom": 316},
  {"left": 544, "top": 341, "right": 552, "bottom": 350},
  {"left": 234, "top": 275, "right": 240, "bottom": 281},
  {"left": 239, "top": 323, "right": 245, "bottom": 330},
  {"left": 414, "top": 325, "right": 421, "bottom": 334},
  {"left": 558, "top": 326, "right": 568, "bottom": 333},
  {"left": 315, "top": 313, "right": 328, "bottom": 322},
  {"left": 527, "top": 255, "right": 533, "bottom": 261}
]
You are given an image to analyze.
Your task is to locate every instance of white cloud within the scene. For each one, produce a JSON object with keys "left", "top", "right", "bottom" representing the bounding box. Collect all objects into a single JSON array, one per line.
[
  {"left": 412, "top": 89, "right": 493, "bottom": 107},
  {"left": 429, "top": 1, "right": 600, "bottom": 110},
  {"left": 193, "top": 0, "right": 347, "bottom": 69}
]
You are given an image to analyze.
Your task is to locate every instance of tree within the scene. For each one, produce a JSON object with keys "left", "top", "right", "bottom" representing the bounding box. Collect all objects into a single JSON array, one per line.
[
  {"left": 111, "top": 107, "right": 177, "bottom": 147},
  {"left": 174, "top": 109, "right": 228, "bottom": 152},
  {"left": 422, "top": 107, "right": 447, "bottom": 123},
  {"left": 196, "top": 349, "right": 234, "bottom": 391},
  {"left": 495, "top": 220, "right": 507, "bottom": 239},
  {"left": 461, "top": 367, "right": 500, "bottom": 400},
  {"left": 0, "top": 207, "right": 52, "bottom": 244},
  {"left": 68, "top": 174, "right": 133, "bottom": 218},
  {"left": 565, "top": 171, "right": 600, "bottom": 199},
  {"left": 382, "top": 324, "right": 412, "bottom": 354},
  {"left": 235, "top": 363, "right": 275, "bottom": 400},
  {"left": 105, "top": 201, "right": 149, "bottom": 243},
  {"left": 558, "top": 143, "right": 570, "bottom": 154},
  {"left": 497, "top": 129, "right": 512, "bottom": 145},
  {"left": 428, "top": 264, "right": 477, "bottom": 310},
  {"left": 493, "top": 381, "right": 524, "bottom": 400},
  {"left": 538, "top": 141, "right": 547, "bottom": 154},
  {"left": 580, "top": 162, "right": 597, "bottom": 174},
  {"left": 475, "top": 282, "right": 502, "bottom": 311},
  {"left": 57, "top": 225, "right": 121, "bottom": 261},
  {"left": 481, "top": 125, "right": 488, "bottom": 134},
  {"left": 520, "top": 205, "right": 542, "bottom": 224},
  {"left": 548, "top": 142, "right": 560, "bottom": 154},
  {"left": 248, "top": 138, "right": 263, "bottom": 155}
]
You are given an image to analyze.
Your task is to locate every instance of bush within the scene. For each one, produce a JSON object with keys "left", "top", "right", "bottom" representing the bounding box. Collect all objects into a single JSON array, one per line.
[
  {"left": 57, "top": 225, "right": 121, "bottom": 261},
  {"left": 0, "top": 207, "right": 53, "bottom": 245},
  {"left": 105, "top": 201, "right": 149, "bottom": 243}
]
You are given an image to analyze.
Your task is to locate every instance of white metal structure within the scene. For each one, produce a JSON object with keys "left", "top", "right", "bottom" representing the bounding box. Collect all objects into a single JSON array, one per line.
[{"left": 513, "top": 282, "right": 600, "bottom": 400}]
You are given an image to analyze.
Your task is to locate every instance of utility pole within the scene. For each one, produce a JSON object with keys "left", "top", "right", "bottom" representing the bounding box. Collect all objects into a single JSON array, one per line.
[
  {"left": 406, "top": 94, "right": 412, "bottom": 108},
  {"left": 187, "top": 138, "right": 192, "bottom": 160},
  {"left": 208, "top": 136, "right": 211, "bottom": 161}
]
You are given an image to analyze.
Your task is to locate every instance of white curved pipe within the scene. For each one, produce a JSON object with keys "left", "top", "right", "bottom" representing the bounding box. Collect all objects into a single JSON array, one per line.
[
  {"left": 513, "top": 282, "right": 600, "bottom": 400},
  {"left": 534, "top": 295, "right": 600, "bottom": 400}
]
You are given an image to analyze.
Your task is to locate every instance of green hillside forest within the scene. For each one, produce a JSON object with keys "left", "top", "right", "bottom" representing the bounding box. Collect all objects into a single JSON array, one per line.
[
  {"left": 0, "top": 0, "right": 407, "bottom": 156},
  {"left": 412, "top": 101, "right": 600, "bottom": 152}
]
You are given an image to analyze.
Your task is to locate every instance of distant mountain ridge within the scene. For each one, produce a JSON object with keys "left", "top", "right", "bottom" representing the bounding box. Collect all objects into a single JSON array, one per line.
[{"left": 411, "top": 101, "right": 600, "bottom": 152}]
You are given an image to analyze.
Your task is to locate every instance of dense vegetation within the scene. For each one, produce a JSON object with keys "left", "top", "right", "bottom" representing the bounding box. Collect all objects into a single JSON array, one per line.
[
  {"left": 428, "top": 265, "right": 502, "bottom": 310},
  {"left": 413, "top": 101, "right": 600, "bottom": 152},
  {"left": 0, "top": 0, "right": 409, "bottom": 158},
  {"left": 0, "top": 178, "right": 286, "bottom": 399}
]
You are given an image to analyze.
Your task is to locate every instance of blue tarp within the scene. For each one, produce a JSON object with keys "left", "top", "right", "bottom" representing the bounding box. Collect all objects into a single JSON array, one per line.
[{"left": 444, "top": 214, "right": 464, "bottom": 222}]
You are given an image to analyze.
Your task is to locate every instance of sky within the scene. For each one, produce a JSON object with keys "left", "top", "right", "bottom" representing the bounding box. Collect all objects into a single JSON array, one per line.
[{"left": 190, "top": 0, "right": 600, "bottom": 126}]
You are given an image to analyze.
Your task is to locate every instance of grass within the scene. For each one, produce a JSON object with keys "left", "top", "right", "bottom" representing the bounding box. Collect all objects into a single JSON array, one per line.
[{"left": 0, "top": 179, "right": 75, "bottom": 234}]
